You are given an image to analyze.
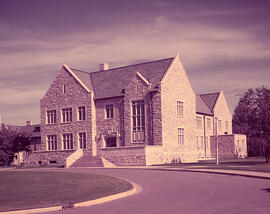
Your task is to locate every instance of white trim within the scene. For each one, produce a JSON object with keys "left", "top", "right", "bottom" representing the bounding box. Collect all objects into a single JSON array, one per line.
[
  {"left": 136, "top": 72, "right": 151, "bottom": 85},
  {"left": 63, "top": 64, "right": 91, "bottom": 92}
]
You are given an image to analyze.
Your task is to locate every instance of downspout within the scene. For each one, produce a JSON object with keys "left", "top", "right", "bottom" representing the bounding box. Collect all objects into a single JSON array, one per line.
[{"left": 204, "top": 115, "right": 206, "bottom": 158}]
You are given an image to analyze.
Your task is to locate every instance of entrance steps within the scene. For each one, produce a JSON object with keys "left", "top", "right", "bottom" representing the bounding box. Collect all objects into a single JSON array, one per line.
[{"left": 70, "top": 155, "right": 104, "bottom": 167}]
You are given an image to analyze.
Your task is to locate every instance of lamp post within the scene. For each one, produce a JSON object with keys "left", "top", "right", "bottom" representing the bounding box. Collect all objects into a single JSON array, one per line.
[
  {"left": 215, "top": 117, "right": 219, "bottom": 166},
  {"left": 260, "top": 131, "right": 264, "bottom": 156}
]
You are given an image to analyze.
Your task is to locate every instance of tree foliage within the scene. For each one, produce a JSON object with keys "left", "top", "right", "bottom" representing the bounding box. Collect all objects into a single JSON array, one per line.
[
  {"left": 233, "top": 86, "right": 270, "bottom": 156},
  {"left": 0, "top": 125, "right": 31, "bottom": 166}
]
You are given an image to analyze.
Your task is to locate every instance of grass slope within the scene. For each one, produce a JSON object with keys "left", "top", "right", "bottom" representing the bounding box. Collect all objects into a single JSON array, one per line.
[{"left": 0, "top": 170, "right": 132, "bottom": 212}]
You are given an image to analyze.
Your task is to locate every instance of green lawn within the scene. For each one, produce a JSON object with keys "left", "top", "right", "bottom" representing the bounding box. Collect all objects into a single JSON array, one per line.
[{"left": 0, "top": 170, "right": 132, "bottom": 212}]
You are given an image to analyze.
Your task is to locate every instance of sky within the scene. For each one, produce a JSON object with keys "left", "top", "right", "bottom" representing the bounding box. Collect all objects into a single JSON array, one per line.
[{"left": 0, "top": 0, "right": 270, "bottom": 125}]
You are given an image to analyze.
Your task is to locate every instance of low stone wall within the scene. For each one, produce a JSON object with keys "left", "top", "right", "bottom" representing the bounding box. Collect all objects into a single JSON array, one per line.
[
  {"left": 210, "top": 135, "right": 234, "bottom": 159},
  {"left": 101, "top": 146, "right": 146, "bottom": 166},
  {"left": 24, "top": 150, "right": 75, "bottom": 167},
  {"left": 210, "top": 134, "right": 247, "bottom": 159}
]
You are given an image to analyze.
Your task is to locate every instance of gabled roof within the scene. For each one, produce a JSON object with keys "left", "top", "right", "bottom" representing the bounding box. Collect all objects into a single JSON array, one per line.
[
  {"left": 199, "top": 92, "right": 220, "bottom": 112},
  {"left": 70, "top": 68, "right": 94, "bottom": 92},
  {"left": 89, "top": 57, "right": 173, "bottom": 99},
  {"left": 196, "top": 95, "right": 213, "bottom": 116},
  {"left": 65, "top": 57, "right": 173, "bottom": 99}
]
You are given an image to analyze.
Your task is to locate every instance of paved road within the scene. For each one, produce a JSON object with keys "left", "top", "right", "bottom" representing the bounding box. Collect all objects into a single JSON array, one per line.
[{"left": 46, "top": 168, "right": 270, "bottom": 214}]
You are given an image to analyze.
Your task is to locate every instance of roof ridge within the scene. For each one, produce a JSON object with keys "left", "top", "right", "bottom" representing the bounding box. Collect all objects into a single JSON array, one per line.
[
  {"left": 199, "top": 92, "right": 220, "bottom": 96},
  {"left": 90, "top": 57, "right": 174, "bottom": 75}
]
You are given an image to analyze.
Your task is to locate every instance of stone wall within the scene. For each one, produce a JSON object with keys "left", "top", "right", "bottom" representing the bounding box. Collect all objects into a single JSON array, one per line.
[
  {"left": 101, "top": 146, "right": 146, "bottom": 166},
  {"left": 210, "top": 134, "right": 236, "bottom": 159},
  {"left": 40, "top": 66, "right": 93, "bottom": 153},
  {"left": 145, "top": 145, "right": 164, "bottom": 165},
  {"left": 161, "top": 56, "right": 198, "bottom": 163},
  {"left": 24, "top": 150, "right": 75, "bottom": 166}
]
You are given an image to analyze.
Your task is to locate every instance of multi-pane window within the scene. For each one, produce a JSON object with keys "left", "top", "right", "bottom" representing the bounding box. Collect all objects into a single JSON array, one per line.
[
  {"left": 207, "top": 118, "right": 211, "bottom": 130},
  {"left": 132, "top": 100, "right": 145, "bottom": 142},
  {"left": 78, "top": 106, "right": 86, "bottom": 121},
  {"left": 79, "top": 132, "right": 86, "bottom": 149},
  {"left": 47, "top": 135, "right": 57, "bottom": 151},
  {"left": 197, "top": 136, "right": 200, "bottom": 149},
  {"left": 206, "top": 136, "right": 209, "bottom": 149},
  {"left": 62, "top": 108, "right": 72, "bottom": 123},
  {"left": 196, "top": 116, "right": 202, "bottom": 129},
  {"left": 47, "top": 110, "right": 56, "bottom": 124},
  {"left": 105, "top": 104, "right": 114, "bottom": 119},
  {"left": 200, "top": 136, "right": 204, "bottom": 149},
  {"left": 177, "top": 128, "right": 184, "bottom": 145},
  {"left": 218, "top": 120, "right": 222, "bottom": 131},
  {"left": 63, "top": 134, "right": 73, "bottom": 150},
  {"left": 225, "top": 121, "right": 229, "bottom": 133},
  {"left": 177, "top": 101, "right": 184, "bottom": 117}
]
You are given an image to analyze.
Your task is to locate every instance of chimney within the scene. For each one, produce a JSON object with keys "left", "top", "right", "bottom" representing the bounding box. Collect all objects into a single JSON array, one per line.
[
  {"left": 26, "top": 120, "right": 32, "bottom": 126},
  {"left": 99, "top": 63, "right": 109, "bottom": 71}
]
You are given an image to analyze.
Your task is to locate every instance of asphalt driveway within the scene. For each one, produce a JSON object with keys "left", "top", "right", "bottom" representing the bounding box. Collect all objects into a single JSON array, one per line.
[{"left": 45, "top": 168, "right": 270, "bottom": 214}]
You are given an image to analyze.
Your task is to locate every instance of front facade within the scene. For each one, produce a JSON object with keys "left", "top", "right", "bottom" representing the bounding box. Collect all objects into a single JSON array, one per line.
[{"left": 24, "top": 54, "right": 247, "bottom": 167}]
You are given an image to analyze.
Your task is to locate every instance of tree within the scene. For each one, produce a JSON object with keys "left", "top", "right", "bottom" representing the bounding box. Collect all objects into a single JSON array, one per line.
[
  {"left": 0, "top": 125, "right": 31, "bottom": 166},
  {"left": 233, "top": 86, "right": 270, "bottom": 158}
]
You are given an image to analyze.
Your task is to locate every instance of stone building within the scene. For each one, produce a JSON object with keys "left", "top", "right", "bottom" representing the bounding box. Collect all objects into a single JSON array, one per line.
[{"left": 24, "top": 54, "right": 247, "bottom": 167}]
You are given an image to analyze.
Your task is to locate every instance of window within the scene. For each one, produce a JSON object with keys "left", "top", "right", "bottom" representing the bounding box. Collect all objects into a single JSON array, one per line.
[
  {"left": 63, "top": 134, "right": 73, "bottom": 150},
  {"left": 206, "top": 136, "right": 209, "bottom": 149},
  {"left": 47, "top": 135, "right": 57, "bottom": 150},
  {"left": 105, "top": 104, "right": 114, "bottom": 119},
  {"left": 47, "top": 110, "right": 56, "bottom": 124},
  {"left": 177, "top": 128, "right": 184, "bottom": 145},
  {"left": 225, "top": 121, "right": 229, "bottom": 133},
  {"left": 79, "top": 132, "right": 86, "bottom": 149},
  {"left": 62, "top": 108, "right": 72, "bottom": 123},
  {"left": 132, "top": 100, "right": 145, "bottom": 142},
  {"left": 218, "top": 120, "right": 222, "bottom": 131},
  {"left": 200, "top": 136, "right": 203, "bottom": 149},
  {"left": 196, "top": 116, "right": 202, "bottom": 129},
  {"left": 78, "top": 106, "right": 86, "bottom": 121},
  {"left": 207, "top": 118, "right": 211, "bottom": 130},
  {"left": 177, "top": 101, "right": 184, "bottom": 117},
  {"left": 63, "top": 84, "right": 66, "bottom": 94}
]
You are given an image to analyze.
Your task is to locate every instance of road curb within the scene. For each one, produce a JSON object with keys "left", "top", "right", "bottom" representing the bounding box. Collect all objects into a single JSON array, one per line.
[
  {"left": 0, "top": 181, "right": 140, "bottom": 214},
  {"left": 157, "top": 168, "right": 270, "bottom": 180}
]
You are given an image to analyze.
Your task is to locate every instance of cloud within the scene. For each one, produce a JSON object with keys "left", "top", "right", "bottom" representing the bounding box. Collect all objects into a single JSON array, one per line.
[{"left": 1, "top": 14, "right": 270, "bottom": 124}]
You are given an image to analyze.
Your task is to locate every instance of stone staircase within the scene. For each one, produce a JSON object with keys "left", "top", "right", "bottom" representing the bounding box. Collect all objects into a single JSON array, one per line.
[{"left": 70, "top": 155, "right": 104, "bottom": 167}]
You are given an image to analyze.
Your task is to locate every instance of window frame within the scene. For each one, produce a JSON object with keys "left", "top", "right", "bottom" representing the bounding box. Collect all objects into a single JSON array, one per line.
[
  {"left": 78, "top": 106, "right": 86, "bottom": 121},
  {"left": 62, "top": 108, "right": 72, "bottom": 123},
  {"left": 78, "top": 132, "right": 86, "bottom": 149},
  {"left": 177, "top": 101, "right": 184, "bottom": 117},
  {"left": 131, "top": 100, "right": 145, "bottom": 143},
  {"left": 46, "top": 110, "right": 56, "bottom": 124},
  {"left": 105, "top": 104, "right": 114, "bottom": 119},
  {"left": 177, "top": 128, "right": 184, "bottom": 145},
  {"left": 62, "top": 133, "right": 73, "bottom": 150},
  {"left": 47, "top": 135, "right": 57, "bottom": 151}
]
